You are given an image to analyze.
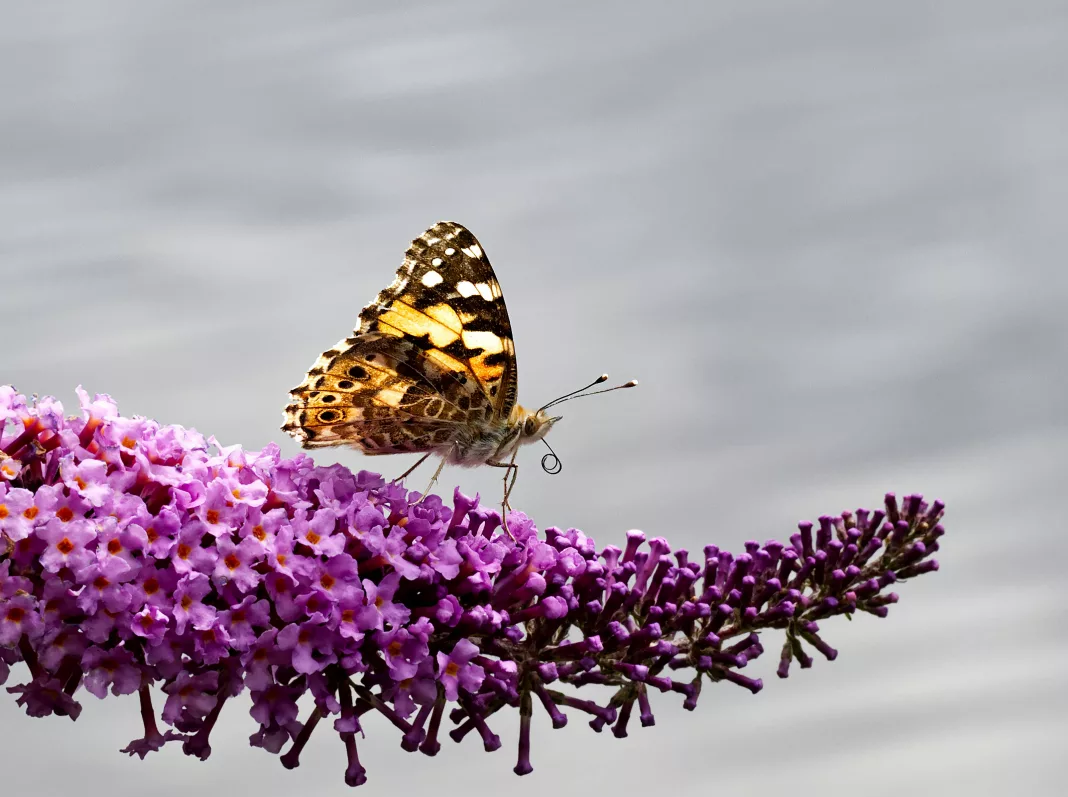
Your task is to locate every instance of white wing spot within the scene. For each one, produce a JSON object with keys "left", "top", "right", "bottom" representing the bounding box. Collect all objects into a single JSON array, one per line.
[
  {"left": 431, "top": 257, "right": 443, "bottom": 267},
  {"left": 376, "top": 386, "right": 406, "bottom": 407},
  {"left": 456, "top": 280, "right": 479, "bottom": 298},
  {"left": 462, "top": 244, "right": 483, "bottom": 259},
  {"left": 421, "top": 270, "right": 444, "bottom": 287},
  {"left": 444, "top": 247, "right": 456, "bottom": 256},
  {"left": 461, "top": 330, "right": 504, "bottom": 354},
  {"left": 475, "top": 282, "right": 494, "bottom": 301}
]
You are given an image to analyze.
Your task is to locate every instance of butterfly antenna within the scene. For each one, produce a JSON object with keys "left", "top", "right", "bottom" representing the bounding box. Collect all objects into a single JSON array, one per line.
[
  {"left": 540, "top": 374, "right": 638, "bottom": 412},
  {"left": 541, "top": 438, "right": 563, "bottom": 475}
]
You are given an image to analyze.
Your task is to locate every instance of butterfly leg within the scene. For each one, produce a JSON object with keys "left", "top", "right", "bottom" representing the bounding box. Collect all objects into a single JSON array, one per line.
[
  {"left": 487, "top": 449, "right": 519, "bottom": 540},
  {"left": 413, "top": 455, "right": 447, "bottom": 505},
  {"left": 393, "top": 451, "right": 433, "bottom": 483}
]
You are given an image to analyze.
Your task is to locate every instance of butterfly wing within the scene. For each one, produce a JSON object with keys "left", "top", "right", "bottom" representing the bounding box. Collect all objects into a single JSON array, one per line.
[
  {"left": 282, "top": 221, "right": 519, "bottom": 454},
  {"left": 358, "top": 221, "right": 518, "bottom": 418}
]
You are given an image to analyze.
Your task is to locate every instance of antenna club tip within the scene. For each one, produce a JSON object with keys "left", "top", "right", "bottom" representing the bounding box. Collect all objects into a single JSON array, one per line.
[
  {"left": 597, "top": 374, "right": 609, "bottom": 383},
  {"left": 624, "top": 380, "right": 639, "bottom": 388}
]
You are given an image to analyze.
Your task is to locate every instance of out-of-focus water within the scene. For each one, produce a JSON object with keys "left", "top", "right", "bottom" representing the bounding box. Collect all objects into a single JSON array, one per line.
[{"left": 2, "top": 2, "right": 1065, "bottom": 795}]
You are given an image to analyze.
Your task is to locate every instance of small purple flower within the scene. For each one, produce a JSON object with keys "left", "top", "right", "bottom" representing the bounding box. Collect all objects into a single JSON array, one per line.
[
  {"left": 130, "top": 605, "right": 170, "bottom": 645},
  {"left": 142, "top": 507, "right": 181, "bottom": 558},
  {"left": 313, "top": 553, "right": 363, "bottom": 603},
  {"left": 238, "top": 507, "right": 286, "bottom": 553},
  {"left": 249, "top": 683, "right": 301, "bottom": 728},
  {"left": 374, "top": 619, "right": 432, "bottom": 681},
  {"left": 392, "top": 658, "right": 438, "bottom": 718},
  {"left": 75, "top": 552, "right": 135, "bottom": 614},
  {"left": 216, "top": 470, "right": 269, "bottom": 508},
  {"left": 38, "top": 626, "right": 89, "bottom": 671},
  {"left": 172, "top": 520, "right": 217, "bottom": 575},
  {"left": 241, "top": 628, "right": 286, "bottom": 691},
  {"left": 38, "top": 518, "right": 96, "bottom": 573},
  {"left": 173, "top": 573, "right": 217, "bottom": 635},
  {"left": 0, "top": 384, "right": 28, "bottom": 422},
  {"left": 358, "top": 572, "right": 410, "bottom": 631},
  {"left": 32, "top": 485, "right": 90, "bottom": 528},
  {"left": 94, "top": 515, "right": 148, "bottom": 567},
  {"left": 197, "top": 480, "right": 242, "bottom": 538},
  {"left": 436, "top": 638, "right": 486, "bottom": 701},
  {"left": 8, "top": 676, "right": 82, "bottom": 719},
  {"left": 427, "top": 537, "right": 463, "bottom": 580},
  {"left": 0, "top": 593, "right": 42, "bottom": 645},
  {"left": 266, "top": 526, "right": 318, "bottom": 582},
  {"left": 220, "top": 595, "right": 270, "bottom": 652},
  {"left": 0, "top": 484, "right": 36, "bottom": 541},
  {"left": 59, "top": 457, "right": 113, "bottom": 508},
  {"left": 193, "top": 618, "right": 233, "bottom": 665},
  {"left": 293, "top": 508, "right": 346, "bottom": 557},
  {"left": 367, "top": 525, "right": 421, "bottom": 580},
  {"left": 212, "top": 535, "right": 263, "bottom": 593},
  {"left": 127, "top": 563, "right": 178, "bottom": 612},
  {"left": 277, "top": 620, "right": 336, "bottom": 675},
  {"left": 81, "top": 645, "right": 142, "bottom": 698},
  {"left": 162, "top": 670, "right": 219, "bottom": 725},
  {"left": 0, "top": 457, "right": 21, "bottom": 482}
]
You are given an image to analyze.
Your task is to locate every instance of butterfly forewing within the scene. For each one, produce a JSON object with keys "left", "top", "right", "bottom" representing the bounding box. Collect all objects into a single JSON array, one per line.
[{"left": 358, "top": 222, "right": 518, "bottom": 416}]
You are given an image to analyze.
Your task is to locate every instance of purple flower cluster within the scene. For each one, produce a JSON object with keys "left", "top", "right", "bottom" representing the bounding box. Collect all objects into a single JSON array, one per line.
[{"left": 0, "top": 386, "right": 945, "bottom": 786}]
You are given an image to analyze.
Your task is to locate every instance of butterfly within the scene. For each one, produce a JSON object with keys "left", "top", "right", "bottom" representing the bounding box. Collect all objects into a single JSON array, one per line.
[{"left": 281, "top": 221, "right": 635, "bottom": 535}]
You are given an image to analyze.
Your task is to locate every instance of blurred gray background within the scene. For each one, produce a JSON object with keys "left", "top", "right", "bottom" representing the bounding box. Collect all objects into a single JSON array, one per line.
[{"left": 2, "top": 1, "right": 1066, "bottom": 795}]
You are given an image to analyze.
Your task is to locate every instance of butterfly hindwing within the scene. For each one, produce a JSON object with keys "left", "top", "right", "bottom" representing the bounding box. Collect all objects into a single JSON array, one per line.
[{"left": 283, "top": 329, "right": 496, "bottom": 454}]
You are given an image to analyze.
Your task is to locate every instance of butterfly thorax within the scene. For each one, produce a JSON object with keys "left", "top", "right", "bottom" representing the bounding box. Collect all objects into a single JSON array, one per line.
[{"left": 445, "top": 403, "right": 554, "bottom": 467}]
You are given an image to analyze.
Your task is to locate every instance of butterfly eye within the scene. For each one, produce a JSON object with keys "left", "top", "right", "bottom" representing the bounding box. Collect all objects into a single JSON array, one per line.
[{"left": 524, "top": 418, "right": 537, "bottom": 436}]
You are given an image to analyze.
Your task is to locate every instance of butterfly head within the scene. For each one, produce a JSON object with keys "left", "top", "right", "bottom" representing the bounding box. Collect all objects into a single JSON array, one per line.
[
  {"left": 518, "top": 408, "right": 561, "bottom": 444},
  {"left": 518, "top": 374, "right": 638, "bottom": 474}
]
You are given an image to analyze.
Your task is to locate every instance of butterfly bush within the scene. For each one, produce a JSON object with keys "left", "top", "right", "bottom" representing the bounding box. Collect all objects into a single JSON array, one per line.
[{"left": 0, "top": 386, "right": 944, "bottom": 786}]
